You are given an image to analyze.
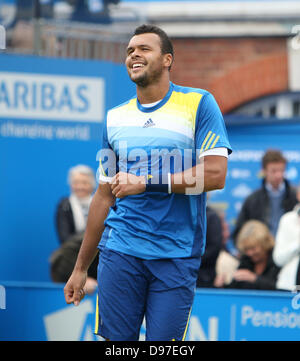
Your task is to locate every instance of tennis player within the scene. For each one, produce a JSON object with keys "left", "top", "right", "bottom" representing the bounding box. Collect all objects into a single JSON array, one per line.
[{"left": 64, "top": 24, "right": 232, "bottom": 341}]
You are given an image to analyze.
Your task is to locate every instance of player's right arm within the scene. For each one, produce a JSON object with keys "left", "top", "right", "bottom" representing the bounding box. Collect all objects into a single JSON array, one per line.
[{"left": 64, "top": 182, "right": 115, "bottom": 306}]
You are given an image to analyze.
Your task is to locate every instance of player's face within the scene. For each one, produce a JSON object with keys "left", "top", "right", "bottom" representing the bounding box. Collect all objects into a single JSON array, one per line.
[
  {"left": 263, "top": 161, "right": 286, "bottom": 189},
  {"left": 125, "top": 33, "right": 171, "bottom": 87},
  {"left": 71, "top": 173, "right": 94, "bottom": 199}
]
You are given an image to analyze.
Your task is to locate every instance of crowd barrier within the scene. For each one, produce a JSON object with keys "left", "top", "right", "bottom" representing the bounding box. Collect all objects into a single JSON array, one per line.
[{"left": 0, "top": 281, "right": 299, "bottom": 341}]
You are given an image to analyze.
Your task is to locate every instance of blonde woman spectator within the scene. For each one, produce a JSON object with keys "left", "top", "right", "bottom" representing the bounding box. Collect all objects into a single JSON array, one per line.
[
  {"left": 226, "top": 220, "right": 280, "bottom": 290},
  {"left": 273, "top": 185, "right": 300, "bottom": 291},
  {"left": 56, "top": 164, "right": 96, "bottom": 244}
]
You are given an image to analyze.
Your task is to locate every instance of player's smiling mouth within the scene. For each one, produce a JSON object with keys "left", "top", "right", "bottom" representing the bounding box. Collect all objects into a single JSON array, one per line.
[{"left": 132, "top": 63, "right": 146, "bottom": 70}]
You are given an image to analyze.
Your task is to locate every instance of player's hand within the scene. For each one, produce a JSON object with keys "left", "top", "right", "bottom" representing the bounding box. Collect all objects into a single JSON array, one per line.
[
  {"left": 110, "top": 172, "right": 146, "bottom": 198},
  {"left": 64, "top": 270, "right": 87, "bottom": 306}
]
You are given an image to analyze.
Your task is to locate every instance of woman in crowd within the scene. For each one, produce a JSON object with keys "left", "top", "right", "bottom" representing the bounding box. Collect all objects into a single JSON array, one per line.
[
  {"left": 226, "top": 220, "right": 280, "bottom": 290},
  {"left": 56, "top": 164, "right": 96, "bottom": 243}
]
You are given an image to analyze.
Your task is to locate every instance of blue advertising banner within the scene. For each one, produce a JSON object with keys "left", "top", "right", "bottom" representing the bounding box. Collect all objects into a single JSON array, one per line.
[
  {"left": 190, "top": 288, "right": 300, "bottom": 341},
  {"left": 0, "top": 282, "right": 299, "bottom": 341},
  {"left": 0, "top": 54, "right": 135, "bottom": 282}
]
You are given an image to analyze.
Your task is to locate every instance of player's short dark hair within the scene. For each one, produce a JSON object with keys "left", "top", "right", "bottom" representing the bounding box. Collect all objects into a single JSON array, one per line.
[
  {"left": 262, "top": 149, "right": 287, "bottom": 169},
  {"left": 133, "top": 24, "right": 174, "bottom": 69}
]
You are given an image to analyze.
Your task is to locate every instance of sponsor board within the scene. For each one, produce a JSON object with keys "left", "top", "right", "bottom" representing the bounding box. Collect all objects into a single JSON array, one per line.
[
  {"left": 1, "top": 284, "right": 299, "bottom": 341},
  {"left": 0, "top": 72, "right": 104, "bottom": 122}
]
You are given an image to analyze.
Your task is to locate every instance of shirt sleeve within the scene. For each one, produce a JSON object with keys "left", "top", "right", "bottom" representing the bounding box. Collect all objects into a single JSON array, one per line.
[
  {"left": 199, "top": 147, "right": 228, "bottom": 158},
  {"left": 195, "top": 92, "right": 232, "bottom": 156}
]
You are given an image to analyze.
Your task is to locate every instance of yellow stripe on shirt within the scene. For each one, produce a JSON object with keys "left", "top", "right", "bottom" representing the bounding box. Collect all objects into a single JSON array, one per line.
[
  {"left": 204, "top": 133, "right": 216, "bottom": 151},
  {"left": 210, "top": 135, "right": 220, "bottom": 149},
  {"left": 200, "top": 131, "right": 212, "bottom": 152},
  {"left": 99, "top": 159, "right": 107, "bottom": 177}
]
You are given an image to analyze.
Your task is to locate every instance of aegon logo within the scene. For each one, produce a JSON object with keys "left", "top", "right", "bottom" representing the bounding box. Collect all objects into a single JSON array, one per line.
[
  {"left": 0, "top": 285, "right": 6, "bottom": 310},
  {"left": 0, "top": 72, "right": 105, "bottom": 122}
]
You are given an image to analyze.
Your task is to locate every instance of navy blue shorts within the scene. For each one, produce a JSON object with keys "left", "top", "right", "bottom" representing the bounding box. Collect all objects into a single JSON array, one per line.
[{"left": 94, "top": 247, "right": 201, "bottom": 341}]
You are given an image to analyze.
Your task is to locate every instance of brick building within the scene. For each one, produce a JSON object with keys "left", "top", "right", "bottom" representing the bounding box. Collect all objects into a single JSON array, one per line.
[{"left": 170, "top": 37, "right": 288, "bottom": 114}]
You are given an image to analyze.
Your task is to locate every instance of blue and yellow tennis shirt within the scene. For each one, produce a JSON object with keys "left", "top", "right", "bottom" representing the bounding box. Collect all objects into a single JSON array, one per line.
[{"left": 98, "top": 82, "right": 232, "bottom": 259}]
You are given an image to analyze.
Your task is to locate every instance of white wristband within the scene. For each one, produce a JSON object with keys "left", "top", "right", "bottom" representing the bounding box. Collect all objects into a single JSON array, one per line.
[
  {"left": 99, "top": 174, "right": 113, "bottom": 183},
  {"left": 168, "top": 172, "right": 172, "bottom": 194}
]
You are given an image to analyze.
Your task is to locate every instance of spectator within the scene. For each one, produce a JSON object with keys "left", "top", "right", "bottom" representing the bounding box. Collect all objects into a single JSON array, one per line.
[
  {"left": 50, "top": 232, "right": 98, "bottom": 294},
  {"left": 273, "top": 184, "right": 300, "bottom": 291},
  {"left": 196, "top": 206, "right": 223, "bottom": 288},
  {"left": 55, "top": 164, "right": 96, "bottom": 244},
  {"left": 52, "top": 164, "right": 98, "bottom": 293},
  {"left": 232, "top": 149, "right": 297, "bottom": 242},
  {"left": 226, "top": 220, "right": 280, "bottom": 290}
]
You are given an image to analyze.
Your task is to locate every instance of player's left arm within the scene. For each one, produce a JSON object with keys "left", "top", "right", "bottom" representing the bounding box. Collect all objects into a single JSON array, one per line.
[
  {"left": 202, "top": 154, "right": 228, "bottom": 191},
  {"left": 171, "top": 154, "right": 227, "bottom": 194}
]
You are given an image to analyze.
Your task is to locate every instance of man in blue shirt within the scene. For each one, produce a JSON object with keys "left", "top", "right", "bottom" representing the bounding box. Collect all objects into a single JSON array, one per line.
[{"left": 64, "top": 24, "right": 232, "bottom": 341}]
